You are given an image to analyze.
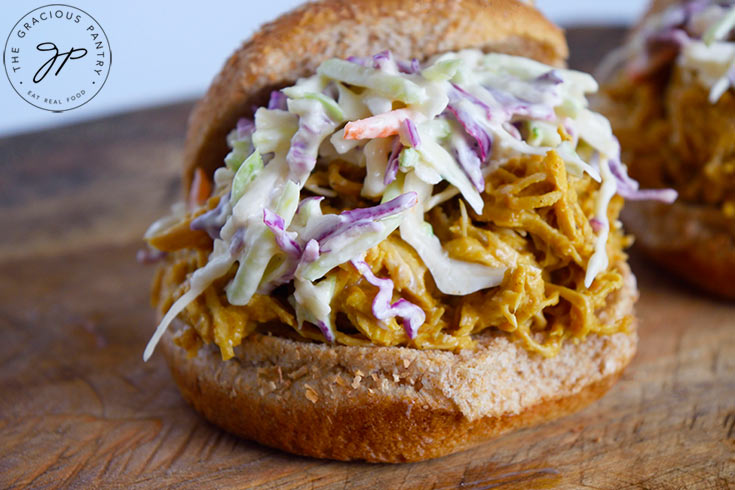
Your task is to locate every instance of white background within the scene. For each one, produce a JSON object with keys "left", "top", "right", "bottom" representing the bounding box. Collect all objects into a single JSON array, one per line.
[{"left": 0, "top": 0, "right": 648, "bottom": 137}]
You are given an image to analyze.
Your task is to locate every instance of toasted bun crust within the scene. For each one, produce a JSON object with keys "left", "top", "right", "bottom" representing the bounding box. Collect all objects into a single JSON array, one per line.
[
  {"left": 182, "top": 0, "right": 568, "bottom": 191},
  {"left": 160, "top": 263, "right": 637, "bottom": 463},
  {"left": 623, "top": 201, "right": 735, "bottom": 299}
]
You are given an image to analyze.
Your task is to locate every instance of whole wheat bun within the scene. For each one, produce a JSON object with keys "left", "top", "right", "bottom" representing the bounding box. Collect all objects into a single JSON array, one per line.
[
  {"left": 623, "top": 201, "right": 735, "bottom": 299},
  {"left": 182, "top": 0, "right": 568, "bottom": 191},
  {"left": 162, "top": 0, "right": 640, "bottom": 463},
  {"left": 162, "top": 262, "right": 637, "bottom": 463}
]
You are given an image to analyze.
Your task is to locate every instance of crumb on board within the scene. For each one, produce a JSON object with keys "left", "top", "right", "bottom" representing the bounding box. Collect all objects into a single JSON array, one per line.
[{"left": 352, "top": 375, "right": 362, "bottom": 389}]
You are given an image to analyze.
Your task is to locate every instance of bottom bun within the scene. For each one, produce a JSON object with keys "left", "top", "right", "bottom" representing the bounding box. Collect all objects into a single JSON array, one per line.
[
  {"left": 160, "top": 263, "right": 638, "bottom": 463},
  {"left": 622, "top": 200, "right": 735, "bottom": 300}
]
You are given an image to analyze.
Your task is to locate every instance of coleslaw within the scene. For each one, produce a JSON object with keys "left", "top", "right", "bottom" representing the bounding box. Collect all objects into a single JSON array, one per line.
[
  {"left": 144, "top": 48, "right": 671, "bottom": 360},
  {"left": 597, "top": 0, "right": 735, "bottom": 103}
]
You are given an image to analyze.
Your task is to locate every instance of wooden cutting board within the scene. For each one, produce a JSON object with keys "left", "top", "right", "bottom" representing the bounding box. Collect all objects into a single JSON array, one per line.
[{"left": 1, "top": 27, "right": 733, "bottom": 489}]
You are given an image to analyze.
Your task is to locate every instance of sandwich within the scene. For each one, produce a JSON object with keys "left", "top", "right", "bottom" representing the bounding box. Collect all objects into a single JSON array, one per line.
[
  {"left": 140, "top": 0, "right": 663, "bottom": 462},
  {"left": 595, "top": 0, "right": 735, "bottom": 298}
]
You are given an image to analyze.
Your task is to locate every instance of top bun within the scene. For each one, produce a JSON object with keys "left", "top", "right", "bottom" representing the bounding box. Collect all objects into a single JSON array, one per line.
[{"left": 182, "top": 0, "right": 568, "bottom": 191}]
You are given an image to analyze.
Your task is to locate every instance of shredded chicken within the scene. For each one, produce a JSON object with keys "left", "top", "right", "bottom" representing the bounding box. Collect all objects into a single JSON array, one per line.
[
  {"left": 152, "top": 150, "right": 632, "bottom": 359},
  {"left": 599, "top": 65, "right": 735, "bottom": 217}
]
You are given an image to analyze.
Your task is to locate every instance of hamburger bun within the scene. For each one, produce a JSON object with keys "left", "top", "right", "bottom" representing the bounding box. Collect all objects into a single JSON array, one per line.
[
  {"left": 151, "top": 0, "right": 641, "bottom": 463},
  {"left": 161, "top": 261, "right": 637, "bottom": 463}
]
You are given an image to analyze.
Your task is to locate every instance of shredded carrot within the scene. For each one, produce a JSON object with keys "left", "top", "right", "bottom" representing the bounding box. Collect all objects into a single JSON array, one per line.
[
  {"left": 344, "top": 109, "right": 416, "bottom": 140},
  {"left": 188, "top": 168, "right": 212, "bottom": 210}
]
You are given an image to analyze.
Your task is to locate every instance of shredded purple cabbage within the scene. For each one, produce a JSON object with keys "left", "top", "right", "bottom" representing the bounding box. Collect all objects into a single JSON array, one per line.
[
  {"left": 384, "top": 136, "right": 403, "bottom": 185},
  {"left": 349, "top": 50, "right": 419, "bottom": 74},
  {"left": 314, "top": 192, "right": 419, "bottom": 245},
  {"left": 319, "top": 223, "right": 383, "bottom": 253},
  {"left": 256, "top": 228, "right": 318, "bottom": 293},
  {"left": 190, "top": 192, "right": 231, "bottom": 239},
  {"left": 301, "top": 239, "right": 320, "bottom": 263},
  {"left": 397, "top": 58, "right": 421, "bottom": 74},
  {"left": 287, "top": 141, "right": 313, "bottom": 180},
  {"left": 330, "top": 192, "right": 417, "bottom": 232},
  {"left": 372, "top": 50, "right": 396, "bottom": 71},
  {"left": 608, "top": 159, "right": 678, "bottom": 202},
  {"left": 451, "top": 84, "right": 493, "bottom": 120},
  {"left": 351, "top": 260, "right": 425, "bottom": 339},
  {"left": 136, "top": 248, "right": 167, "bottom": 264},
  {"left": 370, "top": 50, "right": 422, "bottom": 74},
  {"left": 452, "top": 134, "right": 485, "bottom": 192},
  {"left": 483, "top": 86, "right": 556, "bottom": 122},
  {"left": 536, "top": 70, "right": 563, "bottom": 85},
  {"left": 616, "top": 187, "right": 680, "bottom": 202},
  {"left": 589, "top": 218, "right": 604, "bottom": 233},
  {"left": 346, "top": 55, "right": 369, "bottom": 66},
  {"left": 287, "top": 105, "right": 334, "bottom": 182},
  {"left": 317, "top": 321, "right": 335, "bottom": 343},
  {"left": 267, "top": 91, "right": 287, "bottom": 110},
  {"left": 446, "top": 93, "right": 493, "bottom": 161},
  {"left": 503, "top": 121, "right": 522, "bottom": 140},
  {"left": 258, "top": 194, "right": 417, "bottom": 286},
  {"left": 563, "top": 119, "right": 576, "bottom": 140},
  {"left": 389, "top": 299, "right": 425, "bottom": 339},
  {"left": 236, "top": 118, "right": 255, "bottom": 139},
  {"left": 263, "top": 208, "right": 303, "bottom": 258},
  {"left": 400, "top": 119, "right": 421, "bottom": 148},
  {"left": 228, "top": 227, "right": 247, "bottom": 256},
  {"left": 268, "top": 240, "right": 317, "bottom": 291}
]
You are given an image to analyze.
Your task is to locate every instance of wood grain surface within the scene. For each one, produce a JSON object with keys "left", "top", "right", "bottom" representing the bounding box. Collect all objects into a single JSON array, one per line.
[{"left": 1, "top": 27, "right": 734, "bottom": 489}]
